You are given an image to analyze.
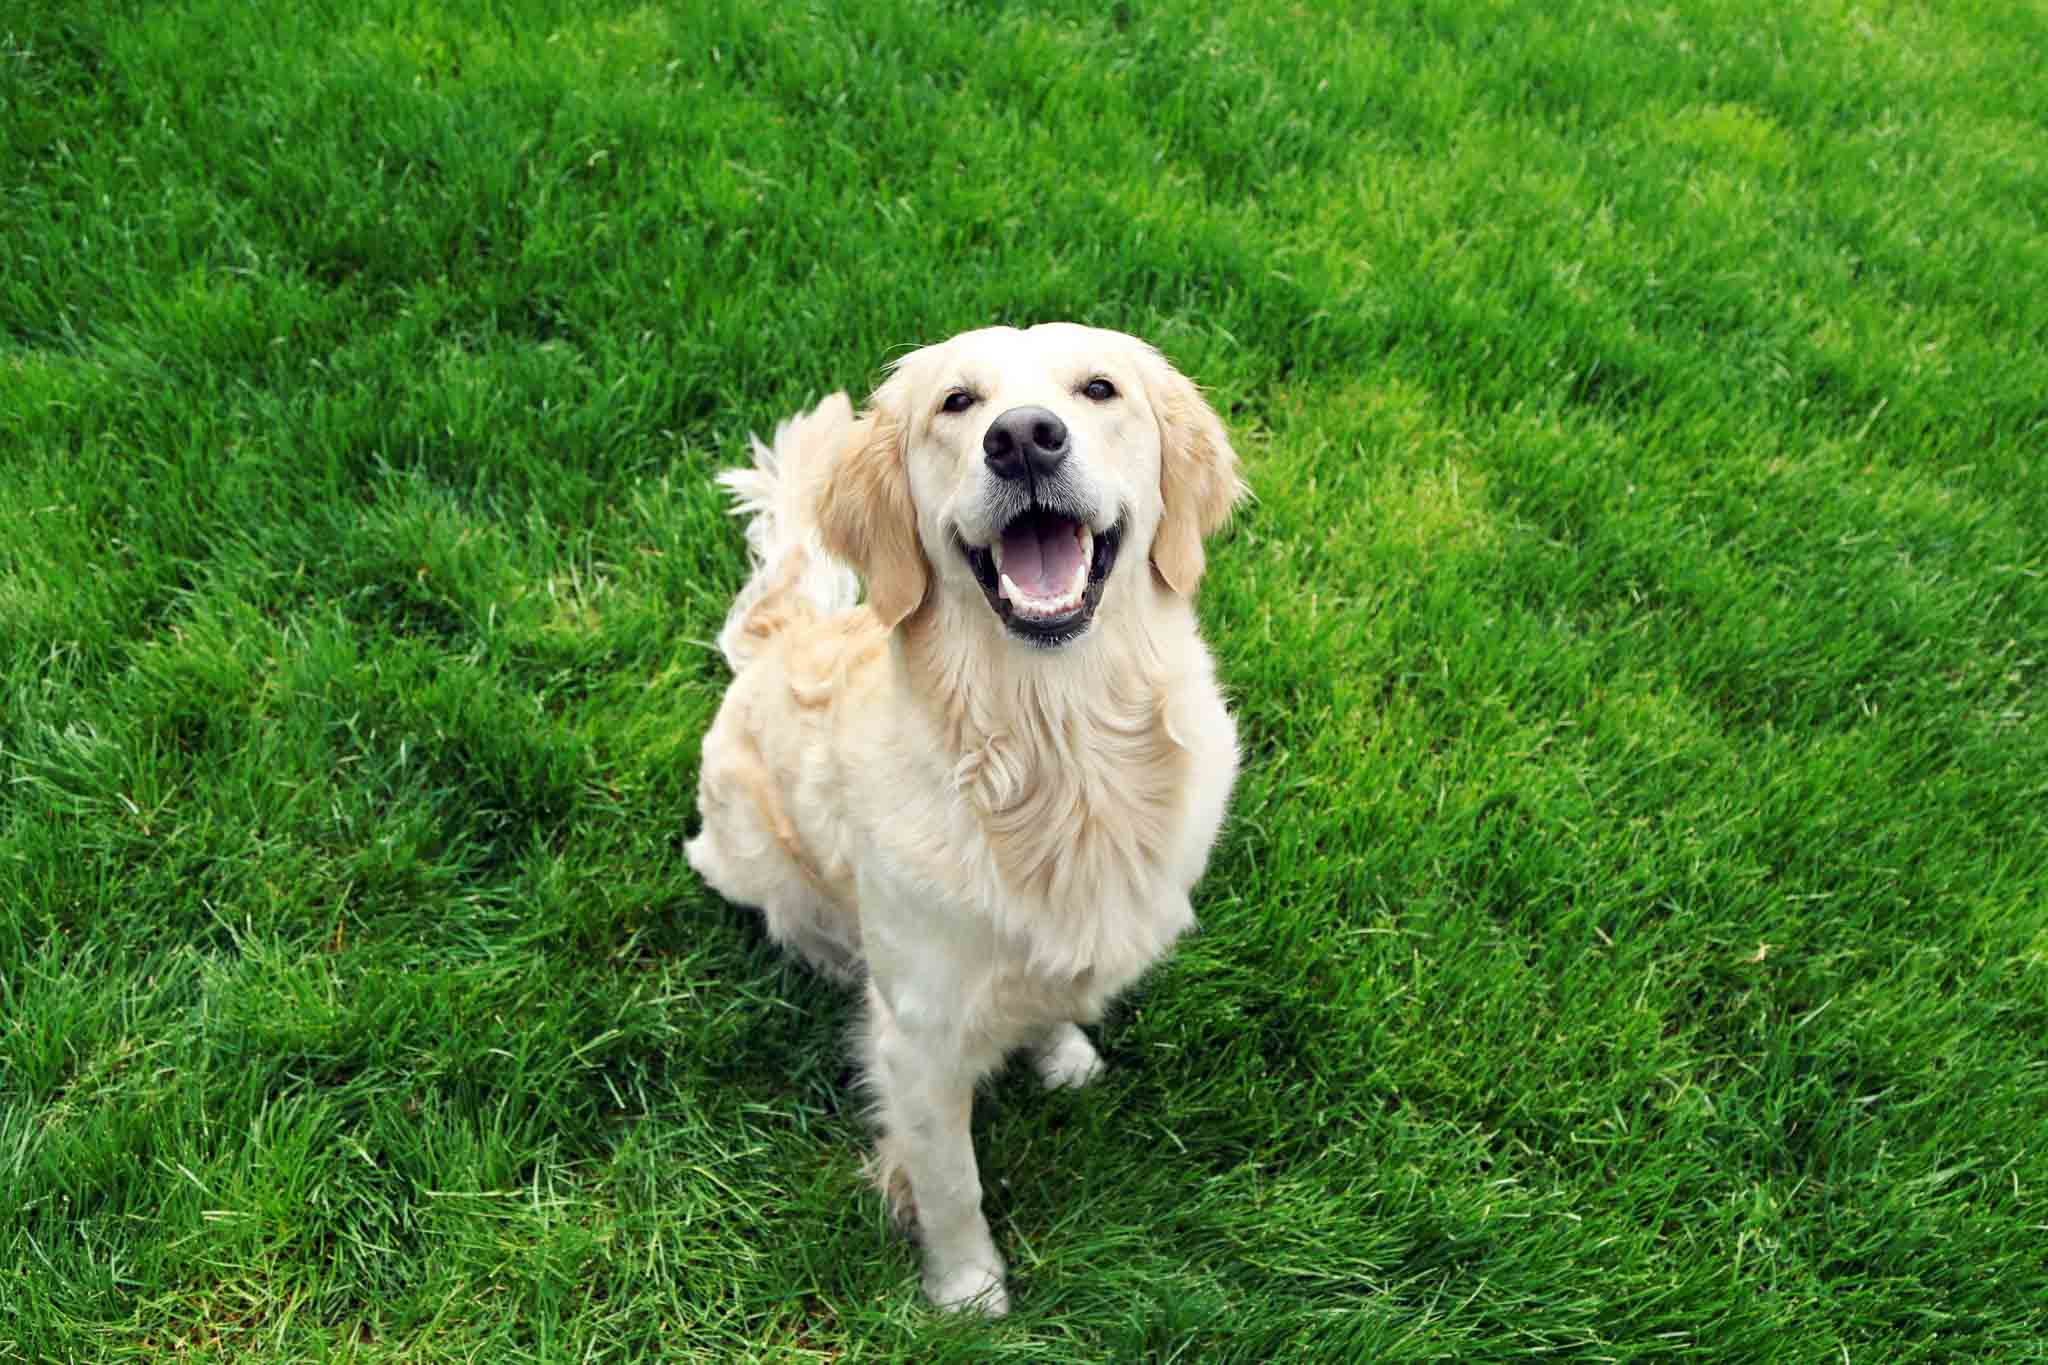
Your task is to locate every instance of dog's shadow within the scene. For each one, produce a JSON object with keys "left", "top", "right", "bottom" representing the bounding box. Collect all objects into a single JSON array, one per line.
[{"left": 683, "top": 895, "right": 868, "bottom": 1114}]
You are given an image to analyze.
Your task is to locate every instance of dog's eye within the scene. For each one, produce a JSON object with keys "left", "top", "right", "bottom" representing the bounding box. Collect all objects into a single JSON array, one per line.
[
  {"left": 1082, "top": 378, "right": 1117, "bottom": 402},
  {"left": 940, "top": 390, "right": 976, "bottom": 414}
]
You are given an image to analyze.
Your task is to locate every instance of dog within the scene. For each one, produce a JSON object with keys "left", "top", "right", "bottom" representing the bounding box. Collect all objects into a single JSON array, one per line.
[{"left": 686, "top": 322, "right": 1244, "bottom": 1314}]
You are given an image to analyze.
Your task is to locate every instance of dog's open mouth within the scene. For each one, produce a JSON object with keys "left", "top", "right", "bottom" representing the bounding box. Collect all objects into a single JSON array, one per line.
[{"left": 959, "top": 508, "right": 1122, "bottom": 647}]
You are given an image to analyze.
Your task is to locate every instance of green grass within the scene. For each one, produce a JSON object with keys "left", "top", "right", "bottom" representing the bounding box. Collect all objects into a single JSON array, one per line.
[{"left": 4, "top": 0, "right": 2046, "bottom": 1358}]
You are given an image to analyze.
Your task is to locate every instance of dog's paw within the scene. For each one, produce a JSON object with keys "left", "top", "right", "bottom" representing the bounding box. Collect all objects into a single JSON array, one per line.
[
  {"left": 926, "top": 1261, "right": 1010, "bottom": 1316},
  {"left": 1032, "top": 1026, "right": 1105, "bottom": 1091}
]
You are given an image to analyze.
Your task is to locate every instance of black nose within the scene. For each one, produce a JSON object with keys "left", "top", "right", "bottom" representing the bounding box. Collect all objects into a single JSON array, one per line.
[{"left": 982, "top": 406, "right": 1069, "bottom": 482}]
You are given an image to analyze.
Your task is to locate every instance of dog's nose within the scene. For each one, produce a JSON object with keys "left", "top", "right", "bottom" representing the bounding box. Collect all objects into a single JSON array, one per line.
[{"left": 982, "top": 406, "right": 1069, "bottom": 482}]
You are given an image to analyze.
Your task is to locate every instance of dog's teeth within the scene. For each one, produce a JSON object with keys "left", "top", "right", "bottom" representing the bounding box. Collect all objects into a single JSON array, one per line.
[
  {"left": 996, "top": 546, "right": 1094, "bottom": 621},
  {"left": 990, "top": 539, "right": 1005, "bottom": 573}
]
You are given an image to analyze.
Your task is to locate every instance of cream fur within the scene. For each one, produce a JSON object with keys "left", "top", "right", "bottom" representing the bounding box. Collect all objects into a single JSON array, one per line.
[{"left": 686, "top": 323, "right": 1245, "bottom": 1314}]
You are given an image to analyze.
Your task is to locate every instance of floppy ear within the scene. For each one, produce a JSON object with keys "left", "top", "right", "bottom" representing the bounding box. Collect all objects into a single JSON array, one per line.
[
  {"left": 814, "top": 397, "right": 928, "bottom": 628},
  {"left": 1148, "top": 352, "right": 1247, "bottom": 596}
]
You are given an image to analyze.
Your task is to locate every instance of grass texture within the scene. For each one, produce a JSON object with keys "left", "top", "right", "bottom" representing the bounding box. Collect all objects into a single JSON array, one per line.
[{"left": 4, "top": 0, "right": 2046, "bottom": 1359}]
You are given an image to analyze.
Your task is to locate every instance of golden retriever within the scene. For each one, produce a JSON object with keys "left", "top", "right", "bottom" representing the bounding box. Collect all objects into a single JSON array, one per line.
[{"left": 686, "top": 323, "right": 1244, "bottom": 1313}]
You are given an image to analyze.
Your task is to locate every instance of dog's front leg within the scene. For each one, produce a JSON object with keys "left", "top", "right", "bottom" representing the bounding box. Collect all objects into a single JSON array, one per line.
[{"left": 864, "top": 980, "right": 1008, "bottom": 1315}]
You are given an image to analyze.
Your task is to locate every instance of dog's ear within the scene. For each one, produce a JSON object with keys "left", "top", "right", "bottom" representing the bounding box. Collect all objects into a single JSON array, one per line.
[
  {"left": 815, "top": 384, "right": 928, "bottom": 628},
  {"left": 1146, "top": 350, "right": 1247, "bottom": 596}
]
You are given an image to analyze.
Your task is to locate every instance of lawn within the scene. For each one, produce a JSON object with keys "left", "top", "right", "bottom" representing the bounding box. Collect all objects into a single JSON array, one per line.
[{"left": 4, "top": 0, "right": 2046, "bottom": 1358}]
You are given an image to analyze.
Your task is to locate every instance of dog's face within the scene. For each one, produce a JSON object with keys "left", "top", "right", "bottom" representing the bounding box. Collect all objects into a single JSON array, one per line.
[{"left": 818, "top": 324, "right": 1244, "bottom": 647}]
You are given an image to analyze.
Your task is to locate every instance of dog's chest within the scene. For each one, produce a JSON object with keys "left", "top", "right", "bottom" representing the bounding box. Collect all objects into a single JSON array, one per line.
[
  {"left": 824, "top": 625, "right": 1236, "bottom": 992},
  {"left": 968, "top": 700, "right": 1182, "bottom": 875},
  {"left": 951, "top": 706, "right": 1216, "bottom": 986}
]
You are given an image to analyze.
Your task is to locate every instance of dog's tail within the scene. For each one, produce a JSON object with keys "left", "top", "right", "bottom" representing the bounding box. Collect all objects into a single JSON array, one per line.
[{"left": 713, "top": 393, "right": 862, "bottom": 672}]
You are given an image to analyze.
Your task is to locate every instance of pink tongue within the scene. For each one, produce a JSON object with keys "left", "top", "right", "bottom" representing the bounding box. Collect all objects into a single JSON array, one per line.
[{"left": 1001, "top": 515, "right": 1081, "bottom": 595}]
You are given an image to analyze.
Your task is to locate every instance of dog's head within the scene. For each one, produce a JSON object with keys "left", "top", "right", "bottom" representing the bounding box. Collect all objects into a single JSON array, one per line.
[{"left": 816, "top": 323, "right": 1245, "bottom": 647}]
